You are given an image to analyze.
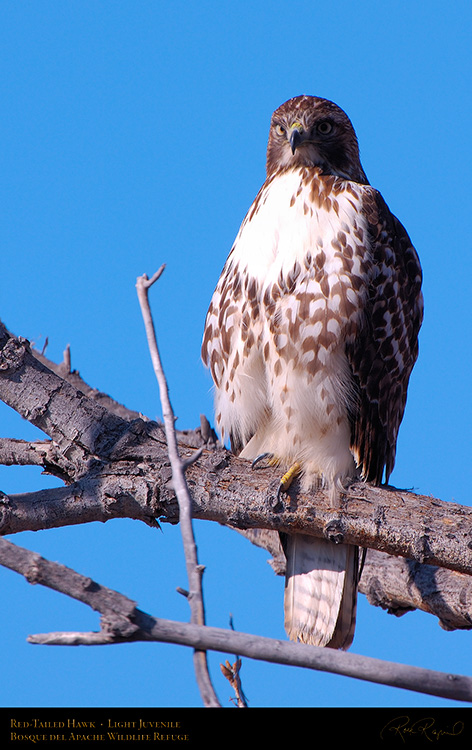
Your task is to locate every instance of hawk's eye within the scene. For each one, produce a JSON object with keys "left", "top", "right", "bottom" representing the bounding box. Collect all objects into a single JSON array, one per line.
[
  {"left": 317, "top": 121, "right": 333, "bottom": 135},
  {"left": 274, "top": 123, "right": 286, "bottom": 136}
]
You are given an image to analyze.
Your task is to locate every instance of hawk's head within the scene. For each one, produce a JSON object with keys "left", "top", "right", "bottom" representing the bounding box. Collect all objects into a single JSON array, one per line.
[{"left": 266, "top": 95, "right": 368, "bottom": 184}]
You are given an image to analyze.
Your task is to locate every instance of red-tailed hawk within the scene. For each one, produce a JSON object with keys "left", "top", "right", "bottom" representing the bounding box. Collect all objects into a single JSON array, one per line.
[{"left": 202, "top": 95, "right": 423, "bottom": 649}]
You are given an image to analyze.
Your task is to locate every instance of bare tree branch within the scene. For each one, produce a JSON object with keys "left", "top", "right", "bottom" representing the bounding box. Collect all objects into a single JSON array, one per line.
[
  {"left": 0, "top": 323, "right": 129, "bottom": 462},
  {"left": 3, "top": 475, "right": 470, "bottom": 632},
  {"left": 360, "top": 550, "right": 472, "bottom": 631},
  {"left": 1, "top": 537, "right": 471, "bottom": 704},
  {"left": 2, "top": 440, "right": 471, "bottom": 576},
  {"left": 0, "top": 438, "right": 54, "bottom": 467},
  {"left": 32, "top": 341, "right": 146, "bottom": 423},
  {"left": 1, "top": 320, "right": 470, "bottom": 580},
  {"left": 1, "top": 320, "right": 472, "bottom": 636},
  {"left": 33, "top": 340, "right": 215, "bottom": 449},
  {"left": 1, "top": 314, "right": 472, "bottom": 707},
  {"left": 136, "top": 268, "right": 220, "bottom": 708}
]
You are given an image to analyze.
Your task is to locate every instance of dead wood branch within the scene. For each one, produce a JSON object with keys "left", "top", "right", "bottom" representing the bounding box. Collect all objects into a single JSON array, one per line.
[
  {"left": 136, "top": 268, "right": 220, "bottom": 707},
  {"left": 360, "top": 550, "right": 472, "bottom": 631},
  {"left": 1, "top": 320, "right": 472, "bottom": 633},
  {"left": 1, "top": 537, "right": 471, "bottom": 704}
]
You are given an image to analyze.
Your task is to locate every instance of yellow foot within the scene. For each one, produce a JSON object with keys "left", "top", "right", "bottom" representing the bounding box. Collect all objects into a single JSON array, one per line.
[
  {"left": 251, "top": 455, "right": 301, "bottom": 499},
  {"left": 278, "top": 461, "right": 301, "bottom": 496}
]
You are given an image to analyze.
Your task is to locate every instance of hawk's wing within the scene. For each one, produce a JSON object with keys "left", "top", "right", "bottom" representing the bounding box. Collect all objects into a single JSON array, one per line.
[
  {"left": 201, "top": 247, "right": 265, "bottom": 456},
  {"left": 347, "top": 188, "right": 423, "bottom": 484}
]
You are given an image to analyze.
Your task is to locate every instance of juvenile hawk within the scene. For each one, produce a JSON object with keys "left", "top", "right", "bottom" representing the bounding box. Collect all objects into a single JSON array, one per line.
[{"left": 202, "top": 95, "right": 423, "bottom": 649}]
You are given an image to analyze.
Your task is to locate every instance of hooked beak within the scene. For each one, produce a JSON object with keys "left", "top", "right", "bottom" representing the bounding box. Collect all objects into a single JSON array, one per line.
[{"left": 289, "top": 123, "right": 304, "bottom": 154}]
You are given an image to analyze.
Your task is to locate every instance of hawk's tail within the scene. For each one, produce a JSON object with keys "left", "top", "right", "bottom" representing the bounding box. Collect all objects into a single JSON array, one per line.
[{"left": 283, "top": 534, "right": 359, "bottom": 649}]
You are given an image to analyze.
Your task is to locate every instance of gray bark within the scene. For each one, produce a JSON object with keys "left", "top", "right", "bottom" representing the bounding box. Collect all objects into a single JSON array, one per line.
[
  {"left": 2, "top": 537, "right": 471, "bottom": 703},
  {"left": 1, "top": 321, "right": 472, "bottom": 633}
]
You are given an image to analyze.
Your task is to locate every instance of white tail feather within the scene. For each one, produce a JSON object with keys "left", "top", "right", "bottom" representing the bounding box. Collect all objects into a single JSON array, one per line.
[{"left": 284, "top": 534, "right": 358, "bottom": 649}]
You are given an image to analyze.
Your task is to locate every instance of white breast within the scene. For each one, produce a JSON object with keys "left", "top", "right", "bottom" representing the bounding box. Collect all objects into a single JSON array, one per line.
[
  {"left": 208, "top": 167, "right": 371, "bottom": 491},
  {"left": 233, "top": 169, "right": 368, "bottom": 290}
]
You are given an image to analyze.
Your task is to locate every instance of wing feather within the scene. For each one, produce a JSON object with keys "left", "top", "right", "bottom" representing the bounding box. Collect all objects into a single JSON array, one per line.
[{"left": 347, "top": 189, "right": 423, "bottom": 483}]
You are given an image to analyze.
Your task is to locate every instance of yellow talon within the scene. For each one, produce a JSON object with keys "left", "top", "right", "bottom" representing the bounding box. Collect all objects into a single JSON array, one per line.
[{"left": 279, "top": 461, "right": 301, "bottom": 492}]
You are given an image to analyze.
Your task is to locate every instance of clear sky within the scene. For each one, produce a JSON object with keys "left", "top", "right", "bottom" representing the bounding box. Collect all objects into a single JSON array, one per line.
[{"left": 1, "top": 0, "right": 471, "bottom": 709}]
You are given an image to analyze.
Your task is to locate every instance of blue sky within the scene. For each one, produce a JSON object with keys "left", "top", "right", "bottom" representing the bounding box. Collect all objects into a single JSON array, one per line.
[{"left": 1, "top": 0, "right": 471, "bottom": 709}]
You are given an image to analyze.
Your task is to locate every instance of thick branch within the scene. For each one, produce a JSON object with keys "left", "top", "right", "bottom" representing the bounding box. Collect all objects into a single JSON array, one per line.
[
  {"left": 178, "top": 455, "right": 472, "bottom": 580},
  {"left": 33, "top": 333, "right": 217, "bottom": 448},
  {"left": 0, "top": 322, "right": 129, "bottom": 461},
  {"left": 360, "top": 550, "right": 472, "bottom": 631},
  {"left": 1, "top": 324, "right": 472, "bottom": 631},
  {"left": 2, "top": 537, "right": 471, "bottom": 704},
  {"left": 2, "top": 445, "right": 471, "bottom": 579}
]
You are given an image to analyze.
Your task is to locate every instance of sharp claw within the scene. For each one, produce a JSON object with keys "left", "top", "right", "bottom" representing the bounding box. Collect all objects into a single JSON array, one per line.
[{"left": 252, "top": 453, "right": 273, "bottom": 470}]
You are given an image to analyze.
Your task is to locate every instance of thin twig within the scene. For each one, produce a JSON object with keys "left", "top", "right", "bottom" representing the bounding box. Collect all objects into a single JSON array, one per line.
[
  {"left": 136, "top": 268, "right": 220, "bottom": 708},
  {"left": 220, "top": 614, "right": 248, "bottom": 707},
  {"left": 220, "top": 659, "right": 247, "bottom": 707},
  {"left": 62, "top": 343, "right": 71, "bottom": 374}
]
